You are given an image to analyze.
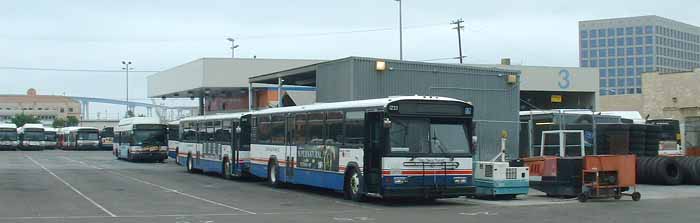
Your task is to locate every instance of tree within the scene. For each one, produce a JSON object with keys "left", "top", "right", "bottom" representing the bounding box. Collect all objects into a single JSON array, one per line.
[
  {"left": 66, "top": 116, "right": 80, "bottom": 127},
  {"left": 10, "top": 114, "right": 40, "bottom": 127},
  {"left": 52, "top": 118, "right": 67, "bottom": 128}
]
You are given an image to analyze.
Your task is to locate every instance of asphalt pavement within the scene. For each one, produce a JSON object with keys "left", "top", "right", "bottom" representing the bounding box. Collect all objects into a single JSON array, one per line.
[{"left": 1, "top": 150, "right": 699, "bottom": 223}]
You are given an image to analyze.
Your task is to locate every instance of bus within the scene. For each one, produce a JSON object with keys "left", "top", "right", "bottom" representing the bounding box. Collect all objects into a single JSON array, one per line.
[
  {"left": 43, "top": 127, "right": 58, "bottom": 150},
  {"left": 114, "top": 117, "right": 168, "bottom": 162},
  {"left": 18, "top": 123, "right": 45, "bottom": 150},
  {"left": 248, "top": 96, "right": 476, "bottom": 201},
  {"left": 646, "top": 119, "right": 682, "bottom": 154},
  {"left": 100, "top": 127, "right": 114, "bottom": 150},
  {"left": 58, "top": 127, "right": 100, "bottom": 150},
  {"left": 0, "top": 123, "right": 18, "bottom": 150},
  {"left": 177, "top": 113, "right": 251, "bottom": 178},
  {"left": 167, "top": 120, "right": 180, "bottom": 160}
]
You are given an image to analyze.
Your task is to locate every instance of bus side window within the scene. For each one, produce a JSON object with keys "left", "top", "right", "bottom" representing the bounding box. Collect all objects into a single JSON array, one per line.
[
  {"left": 345, "top": 111, "right": 365, "bottom": 148},
  {"left": 326, "top": 111, "right": 344, "bottom": 146},
  {"left": 257, "top": 115, "right": 271, "bottom": 144},
  {"left": 294, "top": 114, "right": 306, "bottom": 145},
  {"left": 220, "top": 120, "right": 232, "bottom": 144},
  {"left": 307, "top": 112, "right": 325, "bottom": 145},
  {"left": 270, "top": 115, "right": 285, "bottom": 145}
]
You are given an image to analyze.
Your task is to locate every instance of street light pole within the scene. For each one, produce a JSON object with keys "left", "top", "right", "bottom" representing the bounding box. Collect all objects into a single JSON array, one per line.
[
  {"left": 227, "top": 38, "right": 239, "bottom": 58},
  {"left": 122, "top": 61, "right": 133, "bottom": 115},
  {"left": 395, "top": 0, "right": 403, "bottom": 60}
]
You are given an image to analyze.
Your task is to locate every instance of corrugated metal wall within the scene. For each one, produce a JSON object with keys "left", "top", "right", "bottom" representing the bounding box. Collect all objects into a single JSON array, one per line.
[{"left": 316, "top": 57, "right": 521, "bottom": 160}]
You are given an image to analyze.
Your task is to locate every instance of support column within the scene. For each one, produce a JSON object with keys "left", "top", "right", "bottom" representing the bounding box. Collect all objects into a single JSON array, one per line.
[
  {"left": 277, "top": 77, "right": 283, "bottom": 107},
  {"left": 198, "top": 95, "right": 205, "bottom": 115},
  {"left": 147, "top": 107, "right": 152, "bottom": 117},
  {"left": 248, "top": 83, "right": 253, "bottom": 111}
]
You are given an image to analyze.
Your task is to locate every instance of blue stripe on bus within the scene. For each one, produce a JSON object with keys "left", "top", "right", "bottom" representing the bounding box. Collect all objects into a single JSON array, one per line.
[
  {"left": 168, "top": 150, "right": 177, "bottom": 159},
  {"left": 250, "top": 163, "right": 345, "bottom": 191}
]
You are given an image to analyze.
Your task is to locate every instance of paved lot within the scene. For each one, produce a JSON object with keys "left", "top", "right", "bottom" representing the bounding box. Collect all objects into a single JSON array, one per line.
[{"left": 1, "top": 150, "right": 699, "bottom": 223}]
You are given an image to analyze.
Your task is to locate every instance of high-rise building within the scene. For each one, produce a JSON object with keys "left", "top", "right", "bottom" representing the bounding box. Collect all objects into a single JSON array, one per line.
[{"left": 579, "top": 15, "right": 700, "bottom": 96}]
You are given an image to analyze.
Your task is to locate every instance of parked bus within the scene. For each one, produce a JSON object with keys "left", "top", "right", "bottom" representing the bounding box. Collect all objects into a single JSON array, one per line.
[
  {"left": 100, "top": 127, "right": 114, "bottom": 150},
  {"left": 58, "top": 127, "right": 100, "bottom": 150},
  {"left": 646, "top": 119, "right": 682, "bottom": 155},
  {"left": 178, "top": 113, "right": 251, "bottom": 178},
  {"left": 43, "top": 127, "right": 58, "bottom": 150},
  {"left": 167, "top": 120, "right": 180, "bottom": 160},
  {"left": 0, "top": 123, "right": 18, "bottom": 150},
  {"left": 248, "top": 96, "right": 475, "bottom": 201},
  {"left": 114, "top": 117, "right": 168, "bottom": 162},
  {"left": 18, "top": 123, "right": 45, "bottom": 150}
]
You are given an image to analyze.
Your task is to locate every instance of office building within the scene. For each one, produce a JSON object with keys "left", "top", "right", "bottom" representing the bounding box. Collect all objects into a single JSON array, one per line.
[{"left": 579, "top": 15, "right": 700, "bottom": 96}]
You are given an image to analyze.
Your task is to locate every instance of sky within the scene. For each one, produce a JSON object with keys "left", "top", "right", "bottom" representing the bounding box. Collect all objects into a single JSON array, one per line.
[{"left": 1, "top": 0, "right": 698, "bottom": 118}]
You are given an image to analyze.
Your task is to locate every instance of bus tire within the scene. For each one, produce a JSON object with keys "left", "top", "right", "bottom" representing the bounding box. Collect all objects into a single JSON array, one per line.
[
  {"left": 223, "top": 158, "right": 232, "bottom": 180},
  {"left": 187, "top": 154, "right": 195, "bottom": 173},
  {"left": 127, "top": 150, "right": 132, "bottom": 161},
  {"left": 345, "top": 167, "right": 364, "bottom": 202},
  {"left": 267, "top": 160, "right": 281, "bottom": 187},
  {"left": 175, "top": 148, "right": 180, "bottom": 165}
]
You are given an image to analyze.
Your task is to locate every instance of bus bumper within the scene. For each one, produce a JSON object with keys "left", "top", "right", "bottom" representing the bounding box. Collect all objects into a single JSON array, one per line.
[
  {"left": 381, "top": 186, "right": 476, "bottom": 198},
  {"left": 130, "top": 151, "right": 168, "bottom": 161},
  {"left": 0, "top": 145, "right": 18, "bottom": 150},
  {"left": 77, "top": 145, "right": 101, "bottom": 150},
  {"left": 19, "top": 145, "right": 44, "bottom": 151}
]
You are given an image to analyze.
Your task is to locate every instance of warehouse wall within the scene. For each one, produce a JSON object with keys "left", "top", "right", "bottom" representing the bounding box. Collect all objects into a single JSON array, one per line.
[{"left": 316, "top": 57, "right": 521, "bottom": 160}]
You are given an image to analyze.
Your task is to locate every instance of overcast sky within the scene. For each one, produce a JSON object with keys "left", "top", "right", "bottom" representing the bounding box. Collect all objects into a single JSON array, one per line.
[{"left": 1, "top": 0, "right": 698, "bottom": 117}]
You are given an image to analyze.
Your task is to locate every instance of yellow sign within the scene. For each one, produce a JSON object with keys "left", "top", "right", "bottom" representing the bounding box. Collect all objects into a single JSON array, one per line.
[{"left": 551, "top": 95, "right": 563, "bottom": 103}]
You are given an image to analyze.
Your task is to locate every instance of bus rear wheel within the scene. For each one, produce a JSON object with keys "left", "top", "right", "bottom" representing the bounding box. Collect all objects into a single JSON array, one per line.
[
  {"left": 223, "top": 159, "right": 232, "bottom": 180},
  {"left": 344, "top": 167, "right": 364, "bottom": 202},
  {"left": 267, "top": 161, "right": 281, "bottom": 187},
  {"left": 187, "top": 154, "right": 195, "bottom": 173}
]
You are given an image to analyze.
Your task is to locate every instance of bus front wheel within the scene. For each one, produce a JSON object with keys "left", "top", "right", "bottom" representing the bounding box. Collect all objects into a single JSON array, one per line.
[
  {"left": 223, "top": 159, "right": 232, "bottom": 180},
  {"left": 187, "top": 154, "right": 195, "bottom": 173},
  {"left": 344, "top": 167, "right": 364, "bottom": 202},
  {"left": 267, "top": 161, "right": 281, "bottom": 187}
]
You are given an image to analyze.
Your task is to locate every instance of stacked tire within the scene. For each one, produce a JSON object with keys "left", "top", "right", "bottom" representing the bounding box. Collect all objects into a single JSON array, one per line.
[
  {"left": 637, "top": 156, "right": 683, "bottom": 185},
  {"left": 629, "top": 124, "right": 646, "bottom": 156},
  {"left": 676, "top": 157, "right": 700, "bottom": 185}
]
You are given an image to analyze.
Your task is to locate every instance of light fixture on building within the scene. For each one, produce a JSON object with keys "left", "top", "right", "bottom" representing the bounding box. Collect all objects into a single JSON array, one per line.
[
  {"left": 506, "top": 74, "right": 517, "bottom": 84},
  {"left": 375, "top": 60, "right": 387, "bottom": 72}
]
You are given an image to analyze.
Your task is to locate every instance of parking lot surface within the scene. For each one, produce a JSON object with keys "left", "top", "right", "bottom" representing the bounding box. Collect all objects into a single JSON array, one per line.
[{"left": 1, "top": 150, "right": 699, "bottom": 223}]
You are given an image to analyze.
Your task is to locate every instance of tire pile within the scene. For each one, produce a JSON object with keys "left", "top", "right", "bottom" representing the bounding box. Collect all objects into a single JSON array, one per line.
[
  {"left": 676, "top": 157, "right": 700, "bottom": 185},
  {"left": 644, "top": 125, "right": 661, "bottom": 156},
  {"left": 637, "top": 156, "right": 683, "bottom": 185}
]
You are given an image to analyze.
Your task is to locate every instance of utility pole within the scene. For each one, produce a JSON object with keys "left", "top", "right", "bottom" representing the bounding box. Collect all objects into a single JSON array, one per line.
[
  {"left": 451, "top": 19, "right": 465, "bottom": 64},
  {"left": 395, "top": 0, "right": 403, "bottom": 60},
  {"left": 227, "top": 38, "right": 239, "bottom": 58},
  {"left": 121, "top": 61, "right": 133, "bottom": 115}
]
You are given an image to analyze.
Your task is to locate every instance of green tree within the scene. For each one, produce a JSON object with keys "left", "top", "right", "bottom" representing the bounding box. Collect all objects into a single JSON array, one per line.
[
  {"left": 66, "top": 116, "right": 80, "bottom": 127},
  {"left": 52, "top": 118, "right": 67, "bottom": 128},
  {"left": 10, "top": 114, "right": 40, "bottom": 127}
]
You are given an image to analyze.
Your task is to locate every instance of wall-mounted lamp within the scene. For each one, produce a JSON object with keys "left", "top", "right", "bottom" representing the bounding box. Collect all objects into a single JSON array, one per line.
[{"left": 375, "top": 60, "right": 387, "bottom": 72}]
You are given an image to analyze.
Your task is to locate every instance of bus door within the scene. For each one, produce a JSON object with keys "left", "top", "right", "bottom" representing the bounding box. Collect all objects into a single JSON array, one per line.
[
  {"left": 232, "top": 121, "right": 240, "bottom": 174},
  {"left": 285, "top": 115, "right": 295, "bottom": 180},
  {"left": 364, "top": 112, "right": 385, "bottom": 194}
]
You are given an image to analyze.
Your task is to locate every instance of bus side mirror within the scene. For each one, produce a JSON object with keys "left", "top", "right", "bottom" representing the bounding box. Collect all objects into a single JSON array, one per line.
[
  {"left": 383, "top": 118, "right": 392, "bottom": 128},
  {"left": 235, "top": 126, "right": 242, "bottom": 134}
]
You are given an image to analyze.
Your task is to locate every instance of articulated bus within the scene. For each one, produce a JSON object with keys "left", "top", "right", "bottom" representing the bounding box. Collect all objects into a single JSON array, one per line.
[
  {"left": 100, "top": 127, "right": 114, "bottom": 150},
  {"left": 114, "top": 117, "right": 168, "bottom": 162},
  {"left": 248, "top": 96, "right": 475, "bottom": 200},
  {"left": 43, "top": 127, "right": 58, "bottom": 150},
  {"left": 18, "top": 124, "right": 45, "bottom": 150},
  {"left": 167, "top": 120, "right": 180, "bottom": 160},
  {"left": 177, "top": 113, "right": 251, "bottom": 178},
  {"left": 0, "top": 123, "right": 18, "bottom": 150},
  {"left": 58, "top": 127, "right": 100, "bottom": 150}
]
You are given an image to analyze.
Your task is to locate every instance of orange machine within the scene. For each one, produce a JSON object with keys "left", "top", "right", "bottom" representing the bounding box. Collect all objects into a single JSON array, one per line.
[{"left": 578, "top": 154, "right": 641, "bottom": 202}]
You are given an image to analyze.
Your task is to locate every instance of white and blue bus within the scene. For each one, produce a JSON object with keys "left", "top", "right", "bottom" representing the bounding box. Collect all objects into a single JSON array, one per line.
[
  {"left": 167, "top": 120, "right": 180, "bottom": 160},
  {"left": 18, "top": 123, "right": 45, "bottom": 150},
  {"left": 177, "top": 113, "right": 251, "bottom": 178},
  {"left": 248, "top": 96, "right": 476, "bottom": 201},
  {"left": 0, "top": 123, "right": 18, "bottom": 150},
  {"left": 114, "top": 117, "right": 168, "bottom": 162},
  {"left": 43, "top": 127, "right": 58, "bottom": 150}
]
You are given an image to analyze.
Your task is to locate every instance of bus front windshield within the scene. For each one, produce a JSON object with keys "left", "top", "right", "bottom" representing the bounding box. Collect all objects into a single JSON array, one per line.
[
  {"left": 133, "top": 130, "right": 167, "bottom": 146},
  {"left": 45, "top": 133, "right": 56, "bottom": 141},
  {"left": 23, "top": 131, "right": 45, "bottom": 141},
  {"left": 389, "top": 117, "right": 471, "bottom": 155},
  {"left": 78, "top": 132, "right": 99, "bottom": 141},
  {"left": 0, "top": 131, "right": 17, "bottom": 141}
]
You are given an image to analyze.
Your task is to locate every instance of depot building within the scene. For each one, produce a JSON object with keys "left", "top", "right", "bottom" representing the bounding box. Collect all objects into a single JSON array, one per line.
[{"left": 148, "top": 56, "right": 598, "bottom": 160}]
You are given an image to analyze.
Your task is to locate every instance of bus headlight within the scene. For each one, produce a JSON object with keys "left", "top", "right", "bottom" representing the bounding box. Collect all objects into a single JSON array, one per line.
[
  {"left": 393, "top": 177, "right": 408, "bottom": 184},
  {"left": 453, "top": 177, "right": 468, "bottom": 184}
]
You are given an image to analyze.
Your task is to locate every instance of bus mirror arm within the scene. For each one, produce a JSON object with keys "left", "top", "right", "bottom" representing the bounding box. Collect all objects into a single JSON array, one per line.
[{"left": 383, "top": 118, "right": 392, "bottom": 128}]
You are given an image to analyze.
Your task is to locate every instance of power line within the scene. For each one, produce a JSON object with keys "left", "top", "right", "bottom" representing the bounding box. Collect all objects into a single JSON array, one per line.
[
  {"left": 237, "top": 23, "right": 445, "bottom": 40},
  {"left": 417, "top": 56, "right": 466, "bottom": 62},
  {"left": 0, "top": 66, "right": 160, "bottom": 73}
]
